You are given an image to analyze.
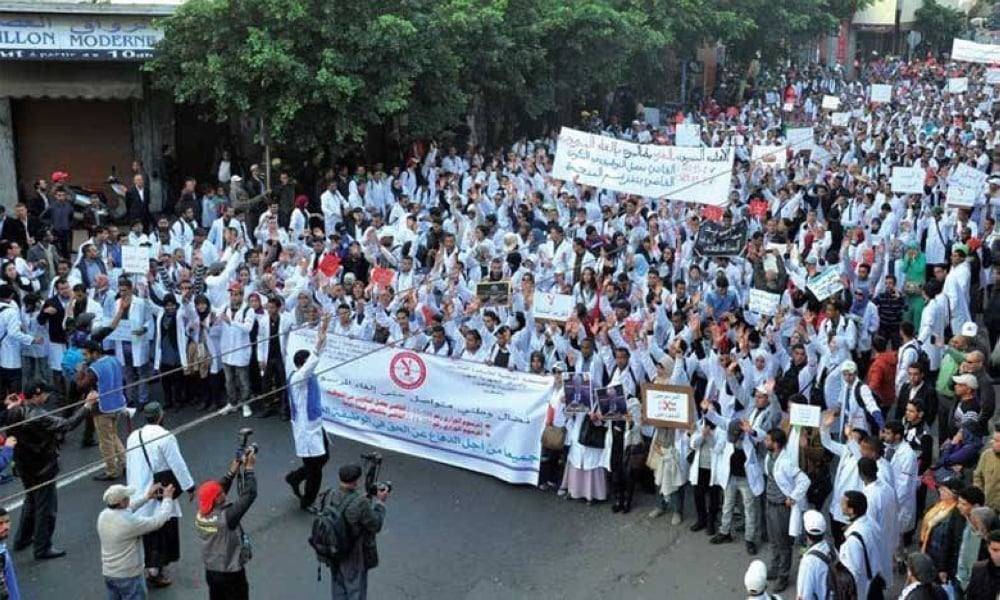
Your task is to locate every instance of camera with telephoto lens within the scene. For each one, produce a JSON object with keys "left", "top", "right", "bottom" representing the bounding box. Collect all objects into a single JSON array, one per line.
[
  {"left": 361, "top": 452, "right": 392, "bottom": 497},
  {"left": 236, "top": 427, "right": 259, "bottom": 460}
]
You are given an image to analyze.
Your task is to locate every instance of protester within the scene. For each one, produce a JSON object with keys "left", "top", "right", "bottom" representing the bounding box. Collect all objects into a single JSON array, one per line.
[{"left": 967, "top": 529, "right": 1000, "bottom": 600}]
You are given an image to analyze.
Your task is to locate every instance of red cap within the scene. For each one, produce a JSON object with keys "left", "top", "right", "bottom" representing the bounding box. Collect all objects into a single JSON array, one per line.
[
  {"left": 51, "top": 171, "right": 70, "bottom": 183},
  {"left": 197, "top": 480, "right": 224, "bottom": 515}
]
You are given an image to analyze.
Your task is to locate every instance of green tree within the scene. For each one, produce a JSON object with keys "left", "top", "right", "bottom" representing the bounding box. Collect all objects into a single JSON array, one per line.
[{"left": 914, "top": 0, "right": 966, "bottom": 54}]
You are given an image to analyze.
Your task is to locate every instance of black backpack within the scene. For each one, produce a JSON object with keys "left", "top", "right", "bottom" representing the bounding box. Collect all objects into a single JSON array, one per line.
[
  {"left": 807, "top": 546, "right": 858, "bottom": 600},
  {"left": 848, "top": 531, "right": 886, "bottom": 600},
  {"left": 853, "top": 384, "right": 882, "bottom": 434},
  {"left": 309, "top": 491, "right": 359, "bottom": 572}
]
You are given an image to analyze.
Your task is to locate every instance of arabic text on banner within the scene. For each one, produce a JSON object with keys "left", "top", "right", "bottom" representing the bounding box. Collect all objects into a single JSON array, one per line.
[
  {"left": 951, "top": 38, "right": 1000, "bottom": 64},
  {"left": 287, "top": 330, "right": 552, "bottom": 485},
  {"left": 551, "top": 127, "right": 734, "bottom": 207},
  {"left": 747, "top": 288, "right": 781, "bottom": 316},
  {"left": 807, "top": 266, "right": 844, "bottom": 302}
]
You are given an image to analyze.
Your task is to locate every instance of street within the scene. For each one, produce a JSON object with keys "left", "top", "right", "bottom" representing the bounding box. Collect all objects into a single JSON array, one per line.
[{"left": 10, "top": 401, "right": 762, "bottom": 600}]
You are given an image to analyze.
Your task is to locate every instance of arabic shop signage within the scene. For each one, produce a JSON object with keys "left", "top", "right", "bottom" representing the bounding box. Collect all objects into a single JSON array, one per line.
[{"left": 0, "top": 13, "right": 163, "bottom": 61}]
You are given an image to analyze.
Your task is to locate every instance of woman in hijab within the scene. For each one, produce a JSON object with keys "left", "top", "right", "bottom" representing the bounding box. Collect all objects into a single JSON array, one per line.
[
  {"left": 920, "top": 478, "right": 966, "bottom": 593},
  {"left": 902, "top": 240, "right": 927, "bottom": 329},
  {"left": 849, "top": 287, "right": 879, "bottom": 374}
]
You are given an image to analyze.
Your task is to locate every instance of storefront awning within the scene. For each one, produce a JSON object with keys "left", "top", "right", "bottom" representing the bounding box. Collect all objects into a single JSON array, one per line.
[{"left": 0, "top": 61, "right": 143, "bottom": 99}]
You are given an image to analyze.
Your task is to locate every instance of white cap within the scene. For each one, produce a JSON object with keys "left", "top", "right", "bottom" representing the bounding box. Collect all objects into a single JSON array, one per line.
[
  {"left": 103, "top": 484, "right": 134, "bottom": 506},
  {"left": 961, "top": 322, "right": 978, "bottom": 338},
  {"left": 230, "top": 175, "right": 242, "bottom": 183},
  {"left": 841, "top": 360, "right": 858, "bottom": 374},
  {"left": 744, "top": 560, "right": 768, "bottom": 594},
  {"left": 953, "top": 373, "right": 979, "bottom": 390},
  {"left": 803, "top": 510, "right": 827, "bottom": 535}
]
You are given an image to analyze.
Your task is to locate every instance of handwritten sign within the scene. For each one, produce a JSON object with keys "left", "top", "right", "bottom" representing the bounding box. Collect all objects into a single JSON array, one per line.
[
  {"left": 821, "top": 95, "right": 840, "bottom": 111},
  {"left": 748, "top": 288, "right": 781, "bottom": 316},
  {"left": 643, "top": 106, "right": 661, "bottom": 126},
  {"left": 751, "top": 145, "right": 788, "bottom": 169},
  {"left": 694, "top": 221, "right": 747, "bottom": 257},
  {"left": 552, "top": 127, "right": 734, "bottom": 207},
  {"left": 288, "top": 329, "right": 552, "bottom": 485},
  {"left": 952, "top": 38, "right": 1000, "bottom": 64},
  {"left": 870, "top": 84, "right": 893, "bottom": 103},
  {"left": 642, "top": 384, "right": 695, "bottom": 429},
  {"left": 890, "top": 166, "right": 925, "bottom": 195},
  {"left": 786, "top": 127, "right": 814, "bottom": 152},
  {"left": 533, "top": 291, "right": 575, "bottom": 322},
  {"left": 789, "top": 402, "right": 822, "bottom": 428},
  {"left": 947, "top": 163, "right": 987, "bottom": 207},
  {"left": 948, "top": 77, "right": 969, "bottom": 94},
  {"left": 831, "top": 112, "right": 850, "bottom": 127},
  {"left": 807, "top": 266, "right": 844, "bottom": 302},
  {"left": 675, "top": 123, "right": 701, "bottom": 147},
  {"left": 988, "top": 69, "right": 1000, "bottom": 85},
  {"left": 121, "top": 245, "right": 149, "bottom": 275}
]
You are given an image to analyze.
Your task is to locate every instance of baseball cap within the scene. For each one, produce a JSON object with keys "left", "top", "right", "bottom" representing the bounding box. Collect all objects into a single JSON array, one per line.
[
  {"left": 744, "top": 560, "right": 768, "bottom": 594},
  {"left": 841, "top": 360, "right": 858, "bottom": 374},
  {"left": 803, "top": 510, "right": 826, "bottom": 535},
  {"left": 953, "top": 374, "right": 979, "bottom": 390},
  {"left": 961, "top": 322, "right": 978, "bottom": 338}
]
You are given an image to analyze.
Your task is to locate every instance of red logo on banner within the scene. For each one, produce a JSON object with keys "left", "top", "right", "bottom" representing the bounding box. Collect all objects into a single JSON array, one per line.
[
  {"left": 389, "top": 351, "right": 427, "bottom": 390},
  {"left": 318, "top": 254, "right": 341, "bottom": 277},
  {"left": 701, "top": 206, "right": 724, "bottom": 222},
  {"left": 748, "top": 199, "right": 769, "bottom": 219},
  {"left": 371, "top": 267, "right": 395, "bottom": 287}
]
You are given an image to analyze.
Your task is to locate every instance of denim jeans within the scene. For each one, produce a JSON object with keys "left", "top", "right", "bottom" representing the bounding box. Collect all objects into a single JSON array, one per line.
[
  {"left": 719, "top": 476, "right": 760, "bottom": 542},
  {"left": 222, "top": 364, "right": 250, "bottom": 407},
  {"left": 123, "top": 354, "right": 151, "bottom": 407},
  {"left": 105, "top": 575, "right": 147, "bottom": 600}
]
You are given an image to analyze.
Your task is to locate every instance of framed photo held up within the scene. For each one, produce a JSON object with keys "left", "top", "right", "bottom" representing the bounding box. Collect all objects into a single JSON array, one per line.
[{"left": 641, "top": 383, "right": 695, "bottom": 429}]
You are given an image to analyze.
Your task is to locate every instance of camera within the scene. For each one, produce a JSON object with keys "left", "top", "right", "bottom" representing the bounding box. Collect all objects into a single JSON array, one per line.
[
  {"left": 236, "top": 427, "right": 259, "bottom": 460},
  {"left": 361, "top": 451, "right": 392, "bottom": 497}
]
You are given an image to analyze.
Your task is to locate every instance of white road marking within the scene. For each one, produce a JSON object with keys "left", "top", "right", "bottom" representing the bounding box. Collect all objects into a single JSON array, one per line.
[{"left": 3, "top": 463, "right": 105, "bottom": 512}]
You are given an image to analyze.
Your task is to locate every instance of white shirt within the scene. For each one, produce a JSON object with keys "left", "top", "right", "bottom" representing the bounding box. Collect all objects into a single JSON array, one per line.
[
  {"left": 797, "top": 539, "right": 832, "bottom": 600},
  {"left": 217, "top": 304, "right": 255, "bottom": 367},
  {"left": 124, "top": 423, "right": 194, "bottom": 519},
  {"left": 0, "top": 299, "right": 34, "bottom": 369},
  {"left": 288, "top": 352, "right": 327, "bottom": 457}
]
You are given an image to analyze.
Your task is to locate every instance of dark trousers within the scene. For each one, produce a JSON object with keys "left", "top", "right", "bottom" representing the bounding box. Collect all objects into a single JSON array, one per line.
[
  {"left": 260, "top": 358, "right": 287, "bottom": 416},
  {"left": 205, "top": 569, "right": 248, "bottom": 600},
  {"left": 287, "top": 436, "right": 329, "bottom": 508},
  {"left": 186, "top": 373, "right": 207, "bottom": 407},
  {"left": 159, "top": 364, "right": 183, "bottom": 407},
  {"left": 693, "top": 467, "right": 721, "bottom": 528},
  {"left": 539, "top": 446, "right": 567, "bottom": 488},
  {"left": 764, "top": 500, "right": 793, "bottom": 580},
  {"left": 17, "top": 481, "right": 57, "bottom": 556},
  {"left": 0, "top": 368, "right": 20, "bottom": 398}
]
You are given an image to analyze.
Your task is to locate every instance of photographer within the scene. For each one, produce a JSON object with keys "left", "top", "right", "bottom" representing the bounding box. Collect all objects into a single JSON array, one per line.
[
  {"left": 327, "top": 464, "right": 387, "bottom": 600},
  {"left": 194, "top": 449, "right": 257, "bottom": 600}
]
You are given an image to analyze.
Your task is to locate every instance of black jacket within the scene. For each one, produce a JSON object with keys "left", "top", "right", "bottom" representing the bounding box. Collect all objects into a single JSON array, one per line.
[
  {"left": 125, "top": 186, "right": 151, "bottom": 228},
  {"left": 967, "top": 559, "right": 1000, "bottom": 600},
  {"left": 3, "top": 403, "right": 90, "bottom": 486},
  {"left": 37, "top": 297, "right": 68, "bottom": 345},
  {"left": 895, "top": 382, "right": 938, "bottom": 426},
  {"left": 1, "top": 217, "right": 35, "bottom": 250}
]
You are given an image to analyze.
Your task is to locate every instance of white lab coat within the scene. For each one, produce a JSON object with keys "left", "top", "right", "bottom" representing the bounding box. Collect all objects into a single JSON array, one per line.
[
  {"left": 256, "top": 311, "right": 295, "bottom": 366},
  {"left": 152, "top": 307, "right": 188, "bottom": 371},
  {"left": 217, "top": 304, "right": 255, "bottom": 367},
  {"left": 288, "top": 353, "right": 327, "bottom": 458},
  {"left": 918, "top": 295, "right": 947, "bottom": 370},
  {"left": 891, "top": 441, "right": 919, "bottom": 535},
  {"left": 125, "top": 424, "right": 194, "bottom": 519},
  {"left": 0, "top": 299, "right": 34, "bottom": 369},
  {"left": 863, "top": 479, "right": 898, "bottom": 590},
  {"left": 943, "top": 261, "right": 971, "bottom": 333},
  {"left": 767, "top": 448, "right": 810, "bottom": 536},
  {"left": 564, "top": 412, "right": 611, "bottom": 471},
  {"left": 797, "top": 539, "right": 832, "bottom": 600},
  {"left": 840, "top": 516, "right": 884, "bottom": 600},
  {"left": 820, "top": 426, "right": 862, "bottom": 524},
  {"left": 110, "top": 296, "right": 154, "bottom": 367}
]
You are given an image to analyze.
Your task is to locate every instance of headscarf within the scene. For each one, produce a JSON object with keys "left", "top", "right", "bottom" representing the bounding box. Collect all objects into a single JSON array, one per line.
[{"left": 849, "top": 288, "right": 870, "bottom": 317}]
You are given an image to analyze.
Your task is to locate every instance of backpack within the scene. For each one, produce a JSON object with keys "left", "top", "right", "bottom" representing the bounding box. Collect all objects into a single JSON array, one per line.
[
  {"left": 308, "top": 491, "right": 359, "bottom": 572},
  {"left": 807, "top": 547, "right": 858, "bottom": 600},
  {"left": 901, "top": 341, "right": 929, "bottom": 374},
  {"left": 853, "top": 384, "right": 882, "bottom": 434},
  {"left": 848, "top": 531, "right": 886, "bottom": 600}
]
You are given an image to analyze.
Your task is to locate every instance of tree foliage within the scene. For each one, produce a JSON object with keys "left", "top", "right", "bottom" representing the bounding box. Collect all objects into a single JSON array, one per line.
[{"left": 914, "top": 0, "right": 966, "bottom": 54}]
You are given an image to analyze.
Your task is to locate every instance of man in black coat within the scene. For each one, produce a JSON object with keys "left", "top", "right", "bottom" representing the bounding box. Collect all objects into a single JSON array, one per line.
[
  {"left": 967, "top": 529, "right": 1000, "bottom": 600},
  {"left": 895, "top": 361, "right": 938, "bottom": 427},
  {"left": 1, "top": 203, "right": 37, "bottom": 252},
  {"left": 125, "top": 173, "right": 152, "bottom": 230},
  {"left": 3, "top": 381, "right": 98, "bottom": 559}
]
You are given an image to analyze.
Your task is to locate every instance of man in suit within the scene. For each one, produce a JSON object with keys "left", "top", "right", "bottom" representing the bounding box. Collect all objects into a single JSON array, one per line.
[
  {"left": 125, "top": 174, "right": 151, "bottom": 230},
  {"left": 1, "top": 203, "right": 36, "bottom": 251},
  {"left": 894, "top": 361, "right": 938, "bottom": 427},
  {"left": 27, "top": 179, "right": 51, "bottom": 223}
]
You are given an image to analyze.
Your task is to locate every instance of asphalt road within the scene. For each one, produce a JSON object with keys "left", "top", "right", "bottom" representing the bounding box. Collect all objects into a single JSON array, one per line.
[{"left": 6, "top": 397, "right": 868, "bottom": 600}]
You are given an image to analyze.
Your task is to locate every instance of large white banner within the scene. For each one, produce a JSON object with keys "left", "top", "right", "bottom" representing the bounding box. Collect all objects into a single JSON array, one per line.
[
  {"left": 552, "top": 127, "right": 734, "bottom": 206},
  {"left": 287, "top": 330, "right": 553, "bottom": 485},
  {"left": 675, "top": 123, "right": 702, "bottom": 147},
  {"left": 952, "top": 38, "right": 1000, "bottom": 64}
]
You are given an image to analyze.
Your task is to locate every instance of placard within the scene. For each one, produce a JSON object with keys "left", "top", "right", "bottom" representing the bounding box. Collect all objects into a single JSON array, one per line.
[
  {"left": 751, "top": 145, "right": 788, "bottom": 169},
  {"left": 951, "top": 38, "right": 1000, "bottom": 64},
  {"left": 121, "top": 245, "right": 149, "bottom": 274},
  {"left": 807, "top": 266, "right": 844, "bottom": 302},
  {"left": 890, "top": 166, "right": 925, "bottom": 194},
  {"left": 748, "top": 288, "right": 781, "bottom": 316},
  {"left": 988, "top": 69, "right": 1000, "bottom": 84},
  {"left": 786, "top": 127, "right": 814, "bottom": 152},
  {"left": 675, "top": 123, "right": 702, "bottom": 147},
  {"left": 789, "top": 402, "right": 822, "bottom": 428},
  {"left": 563, "top": 372, "right": 593, "bottom": 413},
  {"left": 552, "top": 127, "right": 734, "bottom": 206},
  {"left": 947, "top": 163, "right": 987, "bottom": 207},
  {"left": 831, "top": 112, "right": 850, "bottom": 127},
  {"left": 595, "top": 384, "right": 627, "bottom": 420},
  {"left": 476, "top": 281, "right": 511, "bottom": 307},
  {"left": 533, "top": 291, "right": 575, "bottom": 322},
  {"left": 643, "top": 106, "right": 661, "bottom": 126},
  {"left": 948, "top": 77, "right": 969, "bottom": 94},
  {"left": 821, "top": 95, "right": 840, "bottom": 111},
  {"left": 694, "top": 221, "right": 748, "bottom": 257},
  {"left": 642, "top": 383, "right": 695, "bottom": 429},
  {"left": 870, "top": 84, "right": 893, "bottom": 103}
]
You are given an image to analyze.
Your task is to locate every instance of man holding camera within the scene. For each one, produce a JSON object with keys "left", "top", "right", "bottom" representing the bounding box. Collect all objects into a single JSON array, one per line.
[
  {"left": 326, "top": 464, "right": 388, "bottom": 600},
  {"left": 285, "top": 315, "right": 330, "bottom": 512},
  {"left": 195, "top": 449, "right": 257, "bottom": 600}
]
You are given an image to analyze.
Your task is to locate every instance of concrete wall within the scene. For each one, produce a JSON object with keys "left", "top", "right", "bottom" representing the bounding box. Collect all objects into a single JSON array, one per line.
[{"left": 0, "top": 99, "right": 16, "bottom": 210}]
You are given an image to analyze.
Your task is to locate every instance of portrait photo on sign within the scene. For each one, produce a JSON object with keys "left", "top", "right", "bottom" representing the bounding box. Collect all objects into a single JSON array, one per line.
[
  {"left": 595, "top": 384, "right": 627, "bottom": 420},
  {"left": 641, "top": 383, "right": 695, "bottom": 429},
  {"left": 476, "top": 281, "right": 511, "bottom": 307},
  {"left": 562, "top": 372, "right": 593, "bottom": 413}
]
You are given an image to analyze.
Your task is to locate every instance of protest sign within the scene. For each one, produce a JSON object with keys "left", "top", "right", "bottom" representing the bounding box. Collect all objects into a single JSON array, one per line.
[
  {"left": 563, "top": 372, "right": 593, "bottom": 413},
  {"left": 870, "top": 84, "right": 893, "bottom": 103},
  {"left": 642, "top": 384, "right": 695, "bottom": 429},
  {"left": 748, "top": 199, "right": 769, "bottom": 219},
  {"left": 552, "top": 127, "right": 734, "bottom": 206},
  {"left": 643, "top": 106, "right": 661, "bottom": 126},
  {"left": 595, "top": 385, "right": 627, "bottom": 420},
  {"left": 700, "top": 205, "right": 724, "bottom": 222},
  {"left": 951, "top": 38, "right": 1000, "bottom": 64},
  {"left": 786, "top": 127, "right": 814, "bottom": 152},
  {"left": 318, "top": 254, "right": 341, "bottom": 277},
  {"left": 821, "top": 95, "right": 840, "bottom": 110},
  {"left": 789, "top": 402, "right": 822, "bottom": 428},
  {"left": 989, "top": 69, "right": 1000, "bottom": 84},
  {"left": 533, "top": 291, "right": 575, "bottom": 322},
  {"left": 121, "top": 245, "right": 149, "bottom": 274},
  {"left": 807, "top": 267, "right": 844, "bottom": 302},
  {"left": 948, "top": 77, "right": 969, "bottom": 94},
  {"left": 476, "top": 281, "right": 511, "bottom": 307},
  {"left": 694, "top": 221, "right": 747, "bottom": 257},
  {"left": 751, "top": 145, "right": 788, "bottom": 169},
  {"left": 831, "top": 112, "right": 850, "bottom": 127},
  {"left": 890, "top": 166, "right": 925, "bottom": 194},
  {"left": 747, "top": 288, "right": 781, "bottom": 316},
  {"left": 974, "top": 119, "right": 992, "bottom": 132},
  {"left": 371, "top": 266, "right": 395, "bottom": 287},
  {"left": 947, "top": 163, "right": 987, "bottom": 207},
  {"left": 675, "top": 123, "right": 701, "bottom": 147},
  {"left": 288, "top": 330, "right": 552, "bottom": 485}
]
